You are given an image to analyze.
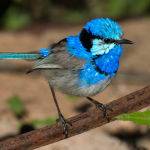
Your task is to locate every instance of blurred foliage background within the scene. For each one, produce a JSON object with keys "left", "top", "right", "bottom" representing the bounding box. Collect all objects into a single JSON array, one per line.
[
  {"left": 1, "top": 0, "right": 150, "bottom": 30},
  {"left": 0, "top": 1, "right": 150, "bottom": 149}
]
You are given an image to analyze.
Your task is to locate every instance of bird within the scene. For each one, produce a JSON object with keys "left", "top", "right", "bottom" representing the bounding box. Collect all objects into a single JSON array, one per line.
[{"left": 0, "top": 18, "right": 133, "bottom": 137}]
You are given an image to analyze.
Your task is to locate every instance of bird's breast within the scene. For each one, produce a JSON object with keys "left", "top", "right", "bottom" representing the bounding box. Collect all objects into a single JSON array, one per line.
[{"left": 79, "top": 61, "right": 115, "bottom": 87}]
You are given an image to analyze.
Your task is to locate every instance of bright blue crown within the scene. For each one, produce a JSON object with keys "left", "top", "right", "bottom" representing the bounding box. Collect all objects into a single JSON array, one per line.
[{"left": 84, "top": 18, "right": 123, "bottom": 40}]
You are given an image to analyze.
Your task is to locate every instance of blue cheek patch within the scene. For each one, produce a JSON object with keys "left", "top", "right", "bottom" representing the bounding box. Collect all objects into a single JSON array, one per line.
[{"left": 91, "top": 39, "right": 115, "bottom": 56}]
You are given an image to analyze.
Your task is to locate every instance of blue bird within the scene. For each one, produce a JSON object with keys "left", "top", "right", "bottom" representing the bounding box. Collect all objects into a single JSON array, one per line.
[{"left": 0, "top": 18, "right": 133, "bottom": 137}]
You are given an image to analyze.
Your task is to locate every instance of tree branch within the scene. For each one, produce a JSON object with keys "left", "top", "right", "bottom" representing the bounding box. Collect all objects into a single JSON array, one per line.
[{"left": 0, "top": 86, "right": 150, "bottom": 150}]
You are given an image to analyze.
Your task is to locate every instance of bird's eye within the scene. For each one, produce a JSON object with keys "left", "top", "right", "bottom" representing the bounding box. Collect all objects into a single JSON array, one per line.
[{"left": 79, "top": 29, "right": 92, "bottom": 51}]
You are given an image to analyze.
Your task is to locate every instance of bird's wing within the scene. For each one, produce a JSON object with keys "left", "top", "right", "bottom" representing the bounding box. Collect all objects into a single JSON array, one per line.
[{"left": 31, "top": 38, "right": 85, "bottom": 71}]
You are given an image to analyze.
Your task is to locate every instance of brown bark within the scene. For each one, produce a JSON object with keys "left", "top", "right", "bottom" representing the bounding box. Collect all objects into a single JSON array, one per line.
[{"left": 0, "top": 86, "right": 150, "bottom": 150}]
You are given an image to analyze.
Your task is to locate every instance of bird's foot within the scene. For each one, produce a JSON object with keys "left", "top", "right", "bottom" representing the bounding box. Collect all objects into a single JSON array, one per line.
[
  {"left": 87, "top": 97, "right": 112, "bottom": 122},
  {"left": 94, "top": 101, "right": 112, "bottom": 122},
  {"left": 57, "top": 114, "right": 72, "bottom": 138}
]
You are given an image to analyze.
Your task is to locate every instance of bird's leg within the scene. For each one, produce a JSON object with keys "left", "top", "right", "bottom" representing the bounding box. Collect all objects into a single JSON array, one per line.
[
  {"left": 86, "top": 97, "right": 112, "bottom": 121},
  {"left": 49, "top": 84, "right": 71, "bottom": 138}
]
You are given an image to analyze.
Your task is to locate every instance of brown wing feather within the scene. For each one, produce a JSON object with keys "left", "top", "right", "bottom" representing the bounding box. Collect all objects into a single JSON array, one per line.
[{"left": 33, "top": 38, "right": 85, "bottom": 71}]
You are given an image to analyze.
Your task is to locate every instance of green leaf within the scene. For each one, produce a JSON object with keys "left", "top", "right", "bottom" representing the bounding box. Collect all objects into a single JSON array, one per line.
[
  {"left": 107, "top": 0, "right": 129, "bottom": 18},
  {"left": 116, "top": 111, "right": 150, "bottom": 126},
  {"left": 129, "top": 0, "right": 150, "bottom": 15},
  {"left": 62, "top": 10, "right": 87, "bottom": 23},
  {"left": 31, "top": 117, "right": 56, "bottom": 128},
  {"left": 3, "top": 6, "right": 31, "bottom": 31},
  {"left": 8, "top": 95, "right": 26, "bottom": 118}
]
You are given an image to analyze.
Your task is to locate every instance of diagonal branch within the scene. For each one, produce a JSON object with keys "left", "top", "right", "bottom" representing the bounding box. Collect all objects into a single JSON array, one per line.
[{"left": 0, "top": 86, "right": 150, "bottom": 150}]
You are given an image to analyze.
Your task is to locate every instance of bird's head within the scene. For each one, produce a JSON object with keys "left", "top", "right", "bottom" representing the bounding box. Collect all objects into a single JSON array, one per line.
[
  {"left": 67, "top": 18, "right": 133, "bottom": 61},
  {"left": 79, "top": 18, "right": 133, "bottom": 56},
  {"left": 66, "top": 18, "right": 133, "bottom": 78}
]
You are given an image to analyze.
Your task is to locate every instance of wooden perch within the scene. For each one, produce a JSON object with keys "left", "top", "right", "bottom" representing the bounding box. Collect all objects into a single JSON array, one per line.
[{"left": 0, "top": 85, "right": 150, "bottom": 150}]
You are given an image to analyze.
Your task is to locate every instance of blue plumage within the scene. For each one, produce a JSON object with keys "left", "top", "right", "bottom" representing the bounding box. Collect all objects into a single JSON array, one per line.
[
  {"left": 65, "top": 18, "right": 125, "bottom": 87},
  {"left": 79, "top": 61, "right": 106, "bottom": 86},
  {"left": 79, "top": 44, "right": 122, "bottom": 86},
  {"left": 95, "top": 44, "right": 123, "bottom": 74},
  {"left": 84, "top": 18, "right": 123, "bottom": 40},
  {"left": 0, "top": 18, "right": 132, "bottom": 91},
  {"left": 0, "top": 53, "right": 40, "bottom": 60},
  {"left": 0, "top": 48, "right": 50, "bottom": 60},
  {"left": 0, "top": 18, "right": 133, "bottom": 137},
  {"left": 66, "top": 36, "right": 92, "bottom": 59},
  {"left": 0, "top": 18, "right": 129, "bottom": 89},
  {"left": 39, "top": 48, "right": 50, "bottom": 57}
]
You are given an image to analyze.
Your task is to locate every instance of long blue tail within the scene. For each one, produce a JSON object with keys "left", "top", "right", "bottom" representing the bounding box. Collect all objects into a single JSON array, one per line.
[
  {"left": 0, "top": 48, "right": 50, "bottom": 60},
  {"left": 0, "top": 53, "right": 40, "bottom": 60}
]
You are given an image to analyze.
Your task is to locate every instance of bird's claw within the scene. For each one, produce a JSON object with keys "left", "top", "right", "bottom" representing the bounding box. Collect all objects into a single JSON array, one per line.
[
  {"left": 94, "top": 102, "right": 112, "bottom": 122},
  {"left": 57, "top": 114, "right": 72, "bottom": 138}
]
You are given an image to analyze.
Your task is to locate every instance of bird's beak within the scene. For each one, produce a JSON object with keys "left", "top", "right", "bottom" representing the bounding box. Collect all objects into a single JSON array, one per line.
[{"left": 116, "top": 39, "right": 133, "bottom": 44}]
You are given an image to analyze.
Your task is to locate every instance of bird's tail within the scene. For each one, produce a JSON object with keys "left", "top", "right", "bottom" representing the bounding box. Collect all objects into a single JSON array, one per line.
[
  {"left": 0, "top": 52, "right": 40, "bottom": 60},
  {"left": 0, "top": 48, "right": 50, "bottom": 60}
]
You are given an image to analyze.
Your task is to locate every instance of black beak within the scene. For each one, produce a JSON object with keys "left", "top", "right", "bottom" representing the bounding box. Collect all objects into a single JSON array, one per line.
[{"left": 116, "top": 39, "right": 133, "bottom": 44}]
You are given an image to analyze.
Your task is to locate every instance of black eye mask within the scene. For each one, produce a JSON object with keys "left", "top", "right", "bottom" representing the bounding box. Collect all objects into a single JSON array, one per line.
[
  {"left": 79, "top": 29, "right": 93, "bottom": 51},
  {"left": 79, "top": 29, "right": 121, "bottom": 52}
]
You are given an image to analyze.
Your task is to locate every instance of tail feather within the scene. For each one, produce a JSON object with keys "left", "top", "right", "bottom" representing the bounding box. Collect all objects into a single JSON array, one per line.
[
  {"left": 0, "top": 52, "right": 41, "bottom": 60},
  {"left": 0, "top": 48, "right": 50, "bottom": 60}
]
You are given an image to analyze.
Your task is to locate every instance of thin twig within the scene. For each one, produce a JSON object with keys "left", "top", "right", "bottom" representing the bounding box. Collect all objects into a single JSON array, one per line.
[{"left": 0, "top": 85, "right": 150, "bottom": 150}]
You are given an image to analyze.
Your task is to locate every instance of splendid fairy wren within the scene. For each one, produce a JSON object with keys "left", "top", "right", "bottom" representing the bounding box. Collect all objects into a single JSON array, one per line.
[{"left": 0, "top": 18, "right": 133, "bottom": 137}]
